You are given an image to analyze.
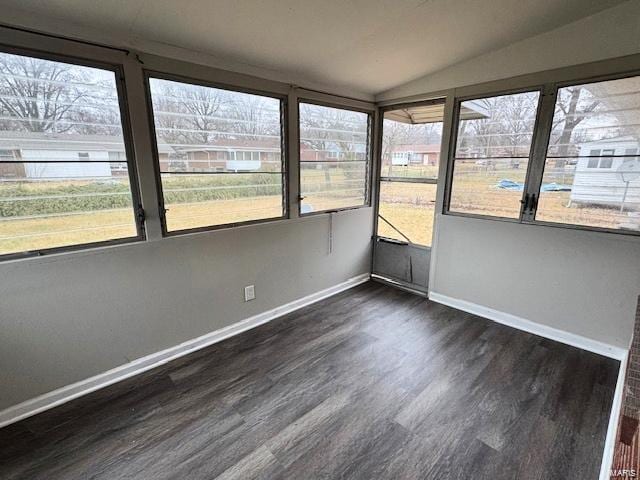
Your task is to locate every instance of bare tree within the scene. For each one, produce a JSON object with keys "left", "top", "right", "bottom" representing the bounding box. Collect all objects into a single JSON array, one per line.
[
  {"left": 0, "top": 54, "right": 118, "bottom": 135},
  {"left": 381, "top": 120, "right": 407, "bottom": 177},
  {"left": 228, "top": 95, "right": 279, "bottom": 139},
  {"left": 155, "top": 82, "right": 225, "bottom": 145},
  {"left": 550, "top": 86, "right": 600, "bottom": 168},
  {"left": 459, "top": 97, "right": 497, "bottom": 159}
]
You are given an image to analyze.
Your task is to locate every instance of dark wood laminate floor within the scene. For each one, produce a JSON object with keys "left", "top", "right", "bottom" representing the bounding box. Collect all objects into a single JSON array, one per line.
[{"left": 0, "top": 282, "right": 619, "bottom": 480}]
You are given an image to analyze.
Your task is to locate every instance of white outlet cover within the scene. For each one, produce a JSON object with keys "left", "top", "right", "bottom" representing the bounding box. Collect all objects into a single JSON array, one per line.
[{"left": 244, "top": 285, "right": 255, "bottom": 302}]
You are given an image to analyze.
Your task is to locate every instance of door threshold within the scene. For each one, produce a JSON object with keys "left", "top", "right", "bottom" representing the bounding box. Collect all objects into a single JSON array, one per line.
[{"left": 371, "top": 274, "right": 428, "bottom": 297}]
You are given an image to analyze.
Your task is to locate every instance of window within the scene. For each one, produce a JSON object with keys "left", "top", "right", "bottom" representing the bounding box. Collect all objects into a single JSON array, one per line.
[
  {"left": 298, "top": 102, "right": 371, "bottom": 214},
  {"left": 447, "top": 91, "right": 541, "bottom": 219},
  {"left": 147, "top": 76, "right": 285, "bottom": 233},
  {"left": 233, "top": 151, "right": 261, "bottom": 162},
  {"left": 108, "top": 151, "right": 126, "bottom": 161},
  {"left": 600, "top": 149, "right": 615, "bottom": 169},
  {"left": 0, "top": 50, "right": 141, "bottom": 258},
  {"left": 587, "top": 150, "right": 601, "bottom": 168},
  {"left": 377, "top": 102, "right": 444, "bottom": 247},
  {"left": 0, "top": 149, "right": 15, "bottom": 162},
  {"left": 536, "top": 76, "right": 640, "bottom": 231}
]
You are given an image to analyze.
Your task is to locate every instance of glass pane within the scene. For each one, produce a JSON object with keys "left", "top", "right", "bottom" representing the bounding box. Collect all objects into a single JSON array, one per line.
[
  {"left": 449, "top": 158, "right": 529, "bottom": 218},
  {"left": 0, "top": 51, "right": 138, "bottom": 255},
  {"left": 546, "top": 77, "right": 640, "bottom": 157},
  {"left": 381, "top": 115, "right": 442, "bottom": 179},
  {"left": 161, "top": 172, "right": 283, "bottom": 231},
  {"left": 449, "top": 91, "right": 540, "bottom": 218},
  {"left": 300, "top": 162, "right": 366, "bottom": 213},
  {"left": 148, "top": 77, "right": 284, "bottom": 231},
  {"left": 537, "top": 76, "right": 640, "bottom": 232},
  {"left": 299, "top": 103, "right": 369, "bottom": 213},
  {"left": 377, "top": 182, "right": 436, "bottom": 247},
  {"left": 0, "top": 163, "right": 136, "bottom": 255}
]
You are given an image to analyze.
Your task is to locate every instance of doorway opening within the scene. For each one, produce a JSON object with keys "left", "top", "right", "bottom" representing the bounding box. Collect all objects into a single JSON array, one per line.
[{"left": 373, "top": 100, "right": 445, "bottom": 293}]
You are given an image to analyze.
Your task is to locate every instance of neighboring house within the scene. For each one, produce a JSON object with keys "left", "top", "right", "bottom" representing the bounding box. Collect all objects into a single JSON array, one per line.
[
  {"left": 0, "top": 131, "right": 171, "bottom": 179},
  {"left": 386, "top": 144, "right": 440, "bottom": 166},
  {"left": 167, "top": 138, "right": 282, "bottom": 172},
  {"left": 570, "top": 136, "right": 640, "bottom": 209},
  {"left": 0, "top": 132, "right": 284, "bottom": 179},
  {"left": 299, "top": 142, "right": 367, "bottom": 165}
]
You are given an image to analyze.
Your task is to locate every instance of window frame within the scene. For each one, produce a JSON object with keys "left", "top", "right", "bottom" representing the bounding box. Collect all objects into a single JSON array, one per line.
[
  {"left": 0, "top": 43, "right": 146, "bottom": 262},
  {"left": 442, "top": 68, "right": 640, "bottom": 238},
  {"left": 297, "top": 98, "right": 374, "bottom": 217},
  {"left": 528, "top": 70, "right": 640, "bottom": 237},
  {"left": 375, "top": 97, "right": 445, "bottom": 248},
  {"left": 443, "top": 86, "right": 545, "bottom": 224},
  {"left": 143, "top": 69, "right": 289, "bottom": 237}
]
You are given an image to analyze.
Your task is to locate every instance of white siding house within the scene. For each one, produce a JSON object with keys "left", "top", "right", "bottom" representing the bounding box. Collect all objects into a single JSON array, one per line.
[
  {"left": 22, "top": 149, "right": 112, "bottom": 179},
  {"left": 0, "top": 132, "right": 172, "bottom": 179},
  {"left": 570, "top": 136, "right": 640, "bottom": 210}
]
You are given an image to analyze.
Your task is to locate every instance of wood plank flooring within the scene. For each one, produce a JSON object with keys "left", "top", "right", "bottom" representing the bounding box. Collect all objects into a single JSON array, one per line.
[{"left": 0, "top": 281, "right": 619, "bottom": 479}]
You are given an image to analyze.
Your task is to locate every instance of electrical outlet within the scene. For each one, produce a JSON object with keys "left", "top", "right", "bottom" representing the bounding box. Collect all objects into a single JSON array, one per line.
[{"left": 244, "top": 285, "right": 255, "bottom": 302}]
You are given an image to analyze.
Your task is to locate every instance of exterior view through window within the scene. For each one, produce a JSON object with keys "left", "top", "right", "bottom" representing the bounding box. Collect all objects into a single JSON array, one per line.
[
  {"left": 536, "top": 76, "right": 640, "bottom": 231},
  {"left": 378, "top": 104, "right": 443, "bottom": 246},
  {"left": 449, "top": 91, "right": 540, "bottom": 218},
  {"left": 148, "top": 77, "right": 285, "bottom": 232},
  {"left": 299, "top": 102, "right": 370, "bottom": 214},
  {"left": 0, "top": 51, "right": 139, "bottom": 257}
]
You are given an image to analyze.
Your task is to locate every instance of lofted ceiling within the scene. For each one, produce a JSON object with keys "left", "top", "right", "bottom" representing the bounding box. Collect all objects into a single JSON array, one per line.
[{"left": 0, "top": 0, "right": 629, "bottom": 96}]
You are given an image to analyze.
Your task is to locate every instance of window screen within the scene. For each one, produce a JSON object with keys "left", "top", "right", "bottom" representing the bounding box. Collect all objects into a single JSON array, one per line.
[
  {"left": 377, "top": 107, "right": 443, "bottom": 247},
  {"left": 378, "top": 182, "right": 437, "bottom": 246},
  {"left": 448, "top": 91, "right": 541, "bottom": 219},
  {"left": 536, "top": 76, "right": 640, "bottom": 231},
  {"left": 148, "top": 77, "right": 285, "bottom": 233},
  {"left": 298, "top": 102, "right": 370, "bottom": 214},
  {"left": 0, "top": 51, "right": 140, "bottom": 257}
]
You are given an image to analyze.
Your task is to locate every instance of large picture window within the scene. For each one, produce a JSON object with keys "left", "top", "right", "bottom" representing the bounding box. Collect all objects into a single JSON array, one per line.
[
  {"left": 147, "top": 76, "right": 285, "bottom": 233},
  {"left": 0, "top": 50, "right": 142, "bottom": 258},
  {"left": 447, "top": 91, "right": 541, "bottom": 219},
  {"left": 535, "top": 76, "right": 640, "bottom": 232},
  {"left": 298, "top": 102, "right": 371, "bottom": 214}
]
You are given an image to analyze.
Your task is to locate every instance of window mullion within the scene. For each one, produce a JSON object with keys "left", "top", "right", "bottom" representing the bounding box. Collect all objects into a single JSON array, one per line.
[
  {"left": 287, "top": 89, "right": 300, "bottom": 219},
  {"left": 523, "top": 84, "right": 557, "bottom": 222},
  {"left": 122, "top": 56, "right": 164, "bottom": 240}
]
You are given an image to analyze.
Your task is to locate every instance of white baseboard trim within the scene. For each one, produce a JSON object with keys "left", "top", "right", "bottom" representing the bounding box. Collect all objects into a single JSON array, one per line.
[
  {"left": 428, "top": 290, "right": 629, "bottom": 479},
  {"left": 428, "top": 291, "right": 627, "bottom": 360},
  {"left": 0, "top": 273, "right": 370, "bottom": 429},
  {"left": 599, "top": 351, "right": 628, "bottom": 480}
]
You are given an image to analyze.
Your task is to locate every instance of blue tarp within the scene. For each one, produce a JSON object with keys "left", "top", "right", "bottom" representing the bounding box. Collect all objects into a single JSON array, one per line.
[
  {"left": 496, "top": 179, "right": 571, "bottom": 192},
  {"left": 496, "top": 179, "right": 523, "bottom": 190}
]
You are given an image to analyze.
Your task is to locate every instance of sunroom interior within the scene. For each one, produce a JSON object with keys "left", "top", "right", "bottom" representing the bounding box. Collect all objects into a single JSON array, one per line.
[{"left": 0, "top": 1, "right": 639, "bottom": 479}]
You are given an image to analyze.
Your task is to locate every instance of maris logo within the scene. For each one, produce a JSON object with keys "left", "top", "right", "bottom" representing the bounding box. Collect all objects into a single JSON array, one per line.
[{"left": 611, "top": 469, "right": 638, "bottom": 478}]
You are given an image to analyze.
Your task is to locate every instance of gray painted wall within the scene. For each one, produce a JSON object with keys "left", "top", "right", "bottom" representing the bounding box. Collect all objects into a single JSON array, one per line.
[
  {"left": 2, "top": 0, "right": 639, "bottom": 414},
  {"left": 431, "top": 215, "right": 640, "bottom": 349},
  {"left": 0, "top": 209, "right": 373, "bottom": 410},
  {"left": 380, "top": 0, "right": 640, "bottom": 351}
]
